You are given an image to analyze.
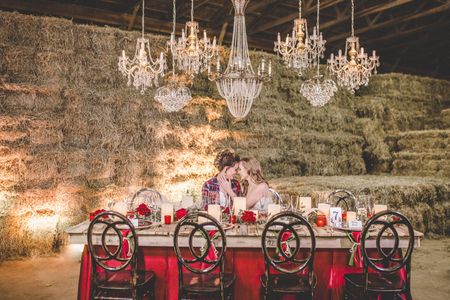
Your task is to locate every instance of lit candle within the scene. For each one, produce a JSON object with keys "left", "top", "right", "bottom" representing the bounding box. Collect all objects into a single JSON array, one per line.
[
  {"left": 374, "top": 204, "right": 387, "bottom": 214},
  {"left": 160, "top": 203, "right": 174, "bottom": 223},
  {"left": 267, "top": 204, "right": 281, "bottom": 218},
  {"left": 121, "top": 50, "right": 126, "bottom": 58},
  {"left": 113, "top": 201, "right": 128, "bottom": 215},
  {"left": 198, "top": 211, "right": 208, "bottom": 224},
  {"left": 181, "top": 196, "right": 194, "bottom": 208},
  {"left": 317, "top": 203, "right": 330, "bottom": 222},
  {"left": 300, "top": 197, "right": 312, "bottom": 210},
  {"left": 346, "top": 211, "right": 357, "bottom": 222},
  {"left": 208, "top": 204, "right": 222, "bottom": 222},
  {"left": 268, "top": 61, "right": 272, "bottom": 76},
  {"left": 233, "top": 197, "right": 246, "bottom": 213},
  {"left": 277, "top": 32, "right": 281, "bottom": 43}
]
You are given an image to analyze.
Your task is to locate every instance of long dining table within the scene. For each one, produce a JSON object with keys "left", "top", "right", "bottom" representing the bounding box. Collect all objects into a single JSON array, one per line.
[{"left": 66, "top": 220, "right": 423, "bottom": 300}]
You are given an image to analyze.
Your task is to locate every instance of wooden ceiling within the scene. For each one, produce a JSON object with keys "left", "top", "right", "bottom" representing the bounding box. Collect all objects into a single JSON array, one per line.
[{"left": 1, "top": 0, "right": 450, "bottom": 79}]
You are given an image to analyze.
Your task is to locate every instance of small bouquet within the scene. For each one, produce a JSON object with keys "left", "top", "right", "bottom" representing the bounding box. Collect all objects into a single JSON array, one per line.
[
  {"left": 240, "top": 210, "right": 257, "bottom": 224},
  {"left": 89, "top": 209, "right": 107, "bottom": 221},
  {"left": 135, "top": 203, "right": 152, "bottom": 218}
]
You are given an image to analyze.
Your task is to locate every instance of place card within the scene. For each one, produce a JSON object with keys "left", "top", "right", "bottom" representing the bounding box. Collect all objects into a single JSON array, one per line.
[
  {"left": 349, "top": 220, "right": 363, "bottom": 229},
  {"left": 317, "top": 203, "right": 330, "bottom": 222},
  {"left": 267, "top": 204, "right": 281, "bottom": 218},
  {"left": 374, "top": 204, "right": 387, "bottom": 214},
  {"left": 300, "top": 197, "right": 312, "bottom": 210},
  {"left": 233, "top": 197, "right": 247, "bottom": 213},
  {"left": 208, "top": 204, "right": 222, "bottom": 222},
  {"left": 346, "top": 211, "right": 357, "bottom": 222},
  {"left": 181, "top": 196, "right": 194, "bottom": 208},
  {"left": 329, "top": 207, "right": 342, "bottom": 227},
  {"left": 160, "top": 203, "right": 174, "bottom": 222}
]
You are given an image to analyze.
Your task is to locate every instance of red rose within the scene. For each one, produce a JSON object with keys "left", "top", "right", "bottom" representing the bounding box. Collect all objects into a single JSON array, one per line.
[
  {"left": 175, "top": 208, "right": 188, "bottom": 220},
  {"left": 222, "top": 207, "right": 230, "bottom": 215},
  {"left": 281, "top": 231, "right": 292, "bottom": 242},
  {"left": 136, "top": 203, "right": 151, "bottom": 216},
  {"left": 241, "top": 210, "right": 256, "bottom": 223},
  {"left": 90, "top": 209, "right": 107, "bottom": 221}
]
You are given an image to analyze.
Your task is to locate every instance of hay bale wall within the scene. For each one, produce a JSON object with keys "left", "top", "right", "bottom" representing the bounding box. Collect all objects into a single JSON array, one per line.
[{"left": 0, "top": 11, "right": 449, "bottom": 258}]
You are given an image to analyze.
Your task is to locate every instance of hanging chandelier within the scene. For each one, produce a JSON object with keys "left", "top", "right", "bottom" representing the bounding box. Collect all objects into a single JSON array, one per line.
[
  {"left": 327, "top": 0, "right": 379, "bottom": 94},
  {"left": 168, "top": 0, "right": 218, "bottom": 77},
  {"left": 209, "top": 0, "right": 271, "bottom": 119},
  {"left": 307, "top": 1, "right": 326, "bottom": 67},
  {"left": 118, "top": 0, "right": 166, "bottom": 94},
  {"left": 274, "top": 0, "right": 310, "bottom": 75},
  {"left": 155, "top": 0, "right": 192, "bottom": 112},
  {"left": 301, "top": 0, "right": 337, "bottom": 107}
]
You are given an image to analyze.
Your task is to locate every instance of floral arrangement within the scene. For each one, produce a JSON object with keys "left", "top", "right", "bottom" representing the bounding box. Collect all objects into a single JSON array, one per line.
[
  {"left": 89, "top": 209, "right": 107, "bottom": 221},
  {"left": 136, "top": 203, "right": 151, "bottom": 217},
  {"left": 240, "top": 210, "right": 256, "bottom": 224},
  {"left": 175, "top": 208, "right": 188, "bottom": 221}
]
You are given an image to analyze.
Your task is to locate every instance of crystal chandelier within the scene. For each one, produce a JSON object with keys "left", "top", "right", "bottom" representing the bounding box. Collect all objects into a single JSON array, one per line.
[
  {"left": 209, "top": 0, "right": 271, "bottom": 119},
  {"left": 168, "top": 0, "right": 218, "bottom": 77},
  {"left": 274, "top": 0, "right": 310, "bottom": 75},
  {"left": 118, "top": 0, "right": 166, "bottom": 94},
  {"left": 301, "top": 0, "right": 337, "bottom": 107},
  {"left": 307, "top": 1, "right": 326, "bottom": 67},
  {"left": 155, "top": 0, "right": 192, "bottom": 112},
  {"left": 327, "top": 0, "right": 379, "bottom": 94}
]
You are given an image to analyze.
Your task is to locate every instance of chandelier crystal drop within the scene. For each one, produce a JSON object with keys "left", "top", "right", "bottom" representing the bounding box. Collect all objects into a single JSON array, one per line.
[
  {"left": 168, "top": 0, "right": 219, "bottom": 77},
  {"left": 301, "top": 0, "right": 337, "bottom": 107},
  {"left": 274, "top": 0, "right": 310, "bottom": 75},
  {"left": 118, "top": 0, "right": 166, "bottom": 94},
  {"left": 154, "top": 0, "right": 192, "bottom": 112},
  {"left": 209, "top": 0, "right": 271, "bottom": 119},
  {"left": 154, "top": 77, "right": 192, "bottom": 112},
  {"left": 327, "top": 0, "right": 379, "bottom": 94}
]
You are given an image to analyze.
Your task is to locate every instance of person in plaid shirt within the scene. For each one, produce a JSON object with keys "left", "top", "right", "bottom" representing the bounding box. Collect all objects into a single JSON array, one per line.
[{"left": 201, "top": 149, "right": 241, "bottom": 210}]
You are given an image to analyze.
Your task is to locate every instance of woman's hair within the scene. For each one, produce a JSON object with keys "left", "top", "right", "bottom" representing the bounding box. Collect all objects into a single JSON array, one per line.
[
  {"left": 213, "top": 149, "right": 240, "bottom": 171},
  {"left": 240, "top": 157, "right": 268, "bottom": 196}
]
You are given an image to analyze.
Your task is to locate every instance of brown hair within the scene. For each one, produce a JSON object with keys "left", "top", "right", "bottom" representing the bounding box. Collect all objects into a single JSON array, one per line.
[
  {"left": 213, "top": 149, "right": 240, "bottom": 171},
  {"left": 240, "top": 157, "right": 268, "bottom": 196}
]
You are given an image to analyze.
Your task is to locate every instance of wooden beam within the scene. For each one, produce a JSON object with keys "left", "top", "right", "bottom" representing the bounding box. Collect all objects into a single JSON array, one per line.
[
  {"left": 218, "top": 21, "right": 228, "bottom": 45},
  {"left": 127, "top": 2, "right": 141, "bottom": 30},
  {"left": 326, "top": 2, "right": 450, "bottom": 43},
  {"left": 252, "top": 0, "right": 344, "bottom": 34},
  {"left": 319, "top": 0, "right": 415, "bottom": 32},
  {"left": 0, "top": 0, "right": 180, "bottom": 35},
  {"left": 248, "top": 0, "right": 280, "bottom": 32}
]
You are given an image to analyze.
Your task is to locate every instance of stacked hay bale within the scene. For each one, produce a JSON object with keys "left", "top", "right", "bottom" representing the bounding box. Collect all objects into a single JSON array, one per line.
[{"left": 0, "top": 11, "right": 448, "bottom": 258}]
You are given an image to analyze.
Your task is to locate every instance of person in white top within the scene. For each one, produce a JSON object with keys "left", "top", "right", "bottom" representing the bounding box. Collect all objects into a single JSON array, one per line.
[{"left": 238, "top": 157, "right": 272, "bottom": 211}]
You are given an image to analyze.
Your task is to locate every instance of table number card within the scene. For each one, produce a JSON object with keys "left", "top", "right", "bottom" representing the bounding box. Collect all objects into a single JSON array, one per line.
[{"left": 329, "top": 207, "right": 342, "bottom": 226}]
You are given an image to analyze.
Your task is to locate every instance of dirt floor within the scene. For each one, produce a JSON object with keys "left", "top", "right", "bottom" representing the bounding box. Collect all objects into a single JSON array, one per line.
[{"left": 0, "top": 239, "right": 448, "bottom": 300}]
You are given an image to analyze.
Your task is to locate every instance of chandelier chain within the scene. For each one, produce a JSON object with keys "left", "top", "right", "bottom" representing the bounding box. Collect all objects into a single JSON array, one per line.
[
  {"left": 141, "top": 0, "right": 145, "bottom": 38},
  {"left": 316, "top": 0, "right": 320, "bottom": 75},
  {"left": 351, "top": 0, "right": 354, "bottom": 37},
  {"left": 299, "top": 0, "right": 302, "bottom": 18},
  {"left": 191, "top": 0, "right": 194, "bottom": 22}
]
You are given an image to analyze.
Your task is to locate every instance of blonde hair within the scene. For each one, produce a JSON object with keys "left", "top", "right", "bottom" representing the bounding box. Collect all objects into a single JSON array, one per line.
[{"left": 240, "top": 157, "right": 268, "bottom": 196}]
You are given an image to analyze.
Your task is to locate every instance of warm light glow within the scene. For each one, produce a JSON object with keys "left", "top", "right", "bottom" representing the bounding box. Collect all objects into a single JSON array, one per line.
[{"left": 27, "top": 215, "right": 59, "bottom": 232}]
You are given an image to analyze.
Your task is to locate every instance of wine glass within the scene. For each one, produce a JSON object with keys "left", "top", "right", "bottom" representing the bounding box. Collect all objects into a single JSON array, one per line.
[{"left": 356, "top": 195, "right": 369, "bottom": 223}]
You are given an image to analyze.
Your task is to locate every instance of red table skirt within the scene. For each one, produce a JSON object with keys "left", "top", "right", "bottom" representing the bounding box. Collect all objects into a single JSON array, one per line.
[{"left": 78, "top": 246, "right": 406, "bottom": 300}]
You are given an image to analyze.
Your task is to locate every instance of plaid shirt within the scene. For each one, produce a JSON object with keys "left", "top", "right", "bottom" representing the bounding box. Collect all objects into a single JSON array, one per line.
[{"left": 201, "top": 176, "right": 241, "bottom": 209}]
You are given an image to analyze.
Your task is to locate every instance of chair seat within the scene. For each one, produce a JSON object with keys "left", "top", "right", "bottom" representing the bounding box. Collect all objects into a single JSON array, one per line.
[
  {"left": 96, "top": 270, "right": 155, "bottom": 290},
  {"left": 260, "top": 274, "right": 311, "bottom": 294},
  {"left": 182, "top": 273, "right": 235, "bottom": 294},
  {"left": 344, "top": 273, "right": 405, "bottom": 293}
]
